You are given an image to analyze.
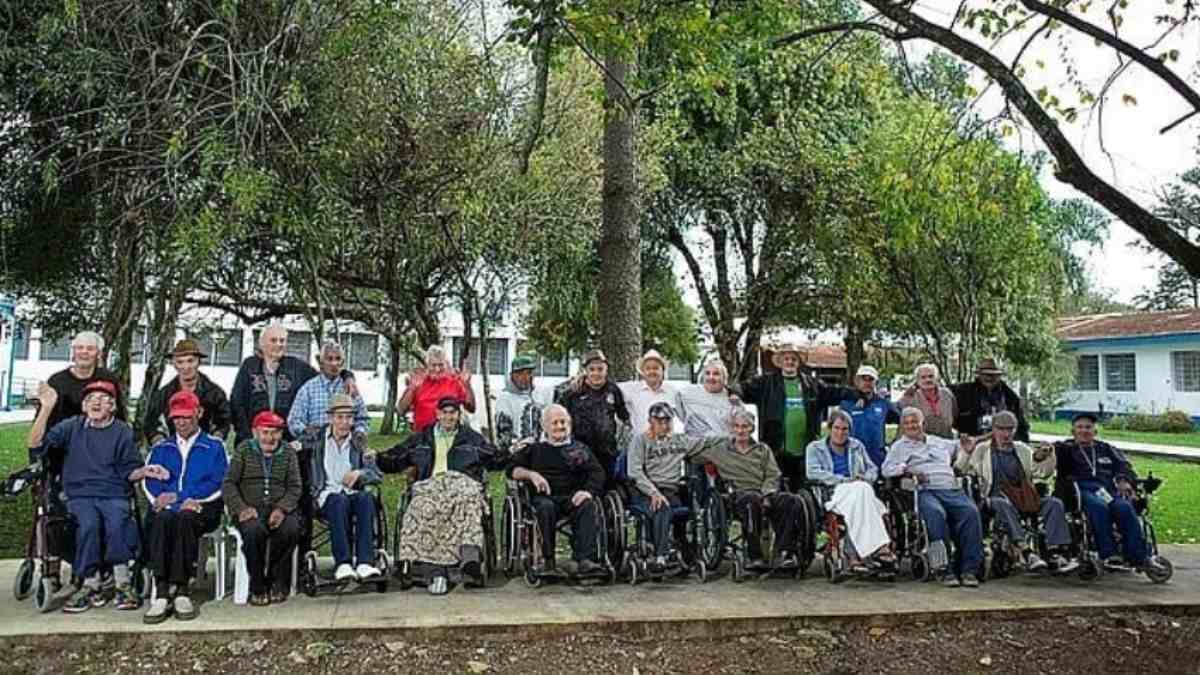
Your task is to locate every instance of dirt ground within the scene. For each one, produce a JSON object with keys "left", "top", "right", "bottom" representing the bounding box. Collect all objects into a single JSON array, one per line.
[{"left": 2, "top": 609, "right": 1196, "bottom": 674}]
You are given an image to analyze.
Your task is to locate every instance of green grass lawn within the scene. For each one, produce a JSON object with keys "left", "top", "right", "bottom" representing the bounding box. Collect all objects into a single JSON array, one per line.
[{"left": 1030, "top": 420, "right": 1200, "bottom": 449}]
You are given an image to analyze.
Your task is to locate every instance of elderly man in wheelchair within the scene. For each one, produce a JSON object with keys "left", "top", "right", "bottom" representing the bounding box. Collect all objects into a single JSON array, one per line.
[
  {"left": 377, "top": 396, "right": 503, "bottom": 595},
  {"left": 1051, "top": 412, "right": 1171, "bottom": 582},
  {"left": 805, "top": 409, "right": 896, "bottom": 580},
  {"left": 955, "top": 411, "right": 1078, "bottom": 576}
]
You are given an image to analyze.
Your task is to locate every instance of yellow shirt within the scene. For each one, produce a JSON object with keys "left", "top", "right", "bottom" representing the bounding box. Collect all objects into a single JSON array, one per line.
[{"left": 433, "top": 427, "right": 456, "bottom": 476}]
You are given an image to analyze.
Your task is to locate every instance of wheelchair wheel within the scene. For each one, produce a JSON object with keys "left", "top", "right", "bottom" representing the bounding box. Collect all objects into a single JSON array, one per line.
[
  {"left": 523, "top": 568, "right": 543, "bottom": 588},
  {"left": 990, "top": 546, "right": 1013, "bottom": 580},
  {"left": 1145, "top": 556, "right": 1173, "bottom": 584},
  {"left": 693, "top": 490, "right": 726, "bottom": 573},
  {"left": 909, "top": 553, "right": 930, "bottom": 582},
  {"left": 35, "top": 576, "right": 55, "bottom": 613},
  {"left": 501, "top": 497, "right": 519, "bottom": 578},
  {"left": 1078, "top": 558, "right": 1100, "bottom": 582},
  {"left": 13, "top": 559, "right": 35, "bottom": 601},
  {"left": 302, "top": 552, "right": 319, "bottom": 597},
  {"left": 695, "top": 559, "right": 708, "bottom": 583},
  {"left": 621, "top": 552, "right": 638, "bottom": 585},
  {"left": 397, "top": 560, "right": 414, "bottom": 590},
  {"left": 731, "top": 553, "right": 747, "bottom": 583}
]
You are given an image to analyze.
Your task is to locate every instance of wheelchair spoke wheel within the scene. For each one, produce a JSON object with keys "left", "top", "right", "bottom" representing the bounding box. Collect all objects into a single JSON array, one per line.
[
  {"left": 909, "top": 554, "right": 929, "bottom": 582},
  {"left": 1078, "top": 558, "right": 1100, "bottom": 582},
  {"left": 13, "top": 559, "right": 35, "bottom": 601},
  {"left": 34, "top": 576, "right": 55, "bottom": 613},
  {"left": 1145, "top": 556, "right": 1173, "bottom": 584}
]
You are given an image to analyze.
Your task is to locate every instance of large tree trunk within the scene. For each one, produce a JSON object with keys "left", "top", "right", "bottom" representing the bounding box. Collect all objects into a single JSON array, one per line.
[
  {"left": 598, "top": 54, "right": 641, "bottom": 382},
  {"left": 478, "top": 324, "right": 495, "bottom": 443},
  {"left": 379, "top": 335, "right": 402, "bottom": 435},
  {"left": 136, "top": 281, "right": 185, "bottom": 440},
  {"left": 99, "top": 221, "right": 144, "bottom": 420},
  {"left": 844, "top": 322, "right": 865, "bottom": 383}
]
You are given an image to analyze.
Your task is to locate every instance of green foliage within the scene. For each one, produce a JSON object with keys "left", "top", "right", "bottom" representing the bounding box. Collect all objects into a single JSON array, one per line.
[{"left": 1108, "top": 410, "right": 1196, "bottom": 434}]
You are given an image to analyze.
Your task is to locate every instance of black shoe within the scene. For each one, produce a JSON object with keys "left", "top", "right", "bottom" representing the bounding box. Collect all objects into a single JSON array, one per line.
[{"left": 577, "top": 560, "right": 603, "bottom": 576}]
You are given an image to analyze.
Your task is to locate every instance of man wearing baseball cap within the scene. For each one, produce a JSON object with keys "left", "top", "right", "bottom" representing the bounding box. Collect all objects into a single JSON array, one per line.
[
  {"left": 951, "top": 357, "right": 1030, "bottom": 442},
  {"left": 557, "top": 349, "right": 630, "bottom": 486},
  {"left": 28, "top": 379, "right": 164, "bottom": 613},
  {"left": 141, "top": 390, "right": 229, "bottom": 623},
  {"left": 142, "top": 338, "right": 232, "bottom": 446},
  {"left": 835, "top": 364, "right": 900, "bottom": 471},
  {"left": 222, "top": 410, "right": 304, "bottom": 606},
  {"left": 495, "top": 352, "right": 555, "bottom": 454}
]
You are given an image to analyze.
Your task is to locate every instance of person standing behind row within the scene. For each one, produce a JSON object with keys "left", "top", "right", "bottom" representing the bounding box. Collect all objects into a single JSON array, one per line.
[
  {"left": 678, "top": 360, "right": 742, "bottom": 437},
  {"left": 836, "top": 365, "right": 899, "bottom": 472},
  {"left": 44, "top": 331, "right": 127, "bottom": 432},
  {"left": 618, "top": 349, "right": 685, "bottom": 435},
  {"left": 952, "top": 357, "right": 1029, "bottom": 442},
  {"left": 734, "top": 343, "right": 850, "bottom": 490},
  {"left": 395, "top": 345, "right": 475, "bottom": 434},
  {"left": 898, "top": 363, "right": 957, "bottom": 439},
  {"left": 143, "top": 339, "right": 232, "bottom": 446},
  {"left": 557, "top": 349, "right": 629, "bottom": 485}
]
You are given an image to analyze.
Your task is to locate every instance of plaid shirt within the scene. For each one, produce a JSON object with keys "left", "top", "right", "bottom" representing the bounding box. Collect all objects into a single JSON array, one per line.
[{"left": 286, "top": 373, "right": 369, "bottom": 438}]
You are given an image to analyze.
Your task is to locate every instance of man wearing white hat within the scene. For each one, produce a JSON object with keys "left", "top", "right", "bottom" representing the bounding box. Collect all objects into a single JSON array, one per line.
[
  {"left": 836, "top": 364, "right": 900, "bottom": 471},
  {"left": 619, "top": 349, "right": 686, "bottom": 435}
]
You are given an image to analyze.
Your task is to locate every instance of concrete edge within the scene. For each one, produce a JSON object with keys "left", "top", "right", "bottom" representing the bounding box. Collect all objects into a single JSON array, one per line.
[{"left": 3, "top": 602, "right": 1198, "bottom": 644}]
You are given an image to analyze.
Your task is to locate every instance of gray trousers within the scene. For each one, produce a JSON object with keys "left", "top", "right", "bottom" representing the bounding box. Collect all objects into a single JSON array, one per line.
[{"left": 986, "top": 495, "right": 1070, "bottom": 549}]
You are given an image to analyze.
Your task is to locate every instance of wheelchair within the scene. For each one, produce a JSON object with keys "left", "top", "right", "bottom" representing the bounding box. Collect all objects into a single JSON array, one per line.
[
  {"left": 966, "top": 477, "right": 1067, "bottom": 580},
  {"left": 500, "top": 479, "right": 616, "bottom": 587},
  {"left": 1057, "top": 474, "right": 1173, "bottom": 584},
  {"left": 706, "top": 467, "right": 817, "bottom": 582},
  {"left": 603, "top": 454, "right": 723, "bottom": 584},
  {"left": 881, "top": 478, "right": 937, "bottom": 581},
  {"left": 391, "top": 474, "right": 497, "bottom": 591},
  {"left": 298, "top": 486, "right": 391, "bottom": 596},
  {"left": 802, "top": 482, "right": 898, "bottom": 584},
  {"left": 6, "top": 460, "right": 149, "bottom": 612}
]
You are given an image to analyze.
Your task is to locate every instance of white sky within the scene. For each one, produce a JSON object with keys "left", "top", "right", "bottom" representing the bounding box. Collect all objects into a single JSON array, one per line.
[{"left": 908, "top": 2, "right": 1200, "bottom": 303}]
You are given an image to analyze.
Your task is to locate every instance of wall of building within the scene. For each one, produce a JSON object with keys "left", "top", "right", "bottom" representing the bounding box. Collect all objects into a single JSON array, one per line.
[{"left": 1058, "top": 335, "right": 1200, "bottom": 421}]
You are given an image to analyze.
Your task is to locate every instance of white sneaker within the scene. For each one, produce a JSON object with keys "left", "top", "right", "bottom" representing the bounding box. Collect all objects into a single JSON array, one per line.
[
  {"left": 355, "top": 563, "right": 381, "bottom": 580},
  {"left": 334, "top": 563, "right": 356, "bottom": 581},
  {"left": 1025, "top": 552, "right": 1048, "bottom": 572}
]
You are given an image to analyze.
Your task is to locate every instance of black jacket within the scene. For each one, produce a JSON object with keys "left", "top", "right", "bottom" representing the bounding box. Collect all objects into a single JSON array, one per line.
[
  {"left": 143, "top": 372, "right": 232, "bottom": 445},
  {"left": 507, "top": 440, "right": 605, "bottom": 498},
  {"left": 734, "top": 371, "right": 851, "bottom": 453},
  {"left": 951, "top": 380, "right": 1029, "bottom": 442},
  {"left": 46, "top": 367, "right": 128, "bottom": 429},
  {"left": 377, "top": 425, "right": 503, "bottom": 484},
  {"left": 1053, "top": 439, "right": 1135, "bottom": 490},
  {"left": 556, "top": 381, "right": 630, "bottom": 461}
]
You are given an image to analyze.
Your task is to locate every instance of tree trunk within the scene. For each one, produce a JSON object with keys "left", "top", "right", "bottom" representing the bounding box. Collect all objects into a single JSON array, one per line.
[
  {"left": 598, "top": 54, "right": 641, "bottom": 382},
  {"left": 380, "top": 335, "right": 402, "bottom": 435},
  {"left": 844, "top": 322, "right": 865, "bottom": 383},
  {"left": 136, "top": 282, "right": 184, "bottom": 440},
  {"left": 478, "top": 323, "right": 495, "bottom": 442},
  {"left": 99, "top": 221, "right": 144, "bottom": 420}
]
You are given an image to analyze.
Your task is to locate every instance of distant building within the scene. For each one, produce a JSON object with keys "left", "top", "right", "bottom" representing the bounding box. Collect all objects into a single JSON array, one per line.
[{"left": 1057, "top": 309, "right": 1200, "bottom": 422}]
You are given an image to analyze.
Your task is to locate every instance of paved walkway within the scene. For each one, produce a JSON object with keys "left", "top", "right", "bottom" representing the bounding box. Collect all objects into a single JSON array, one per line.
[
  {"left": 1, "top": 545, "right": 1196, "bottom": 638},
  {"left": 1030, "top": 433, "right": 1200, "bottom": 462}
]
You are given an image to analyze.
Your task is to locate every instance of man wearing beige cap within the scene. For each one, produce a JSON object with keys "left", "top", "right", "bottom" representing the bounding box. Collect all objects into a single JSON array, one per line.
[
  {"left": 835, "top": 364, "right": 900, "bottom": 471},
  {"left": 143, "top": 338, "right": 232, "bottom": 446},
  {"left": 619, "top": 349, "right": 686, "bottom": 436}
]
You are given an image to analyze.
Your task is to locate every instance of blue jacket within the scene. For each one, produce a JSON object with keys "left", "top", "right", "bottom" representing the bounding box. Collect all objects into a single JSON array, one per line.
[
  {"left": 143, "top": 431, "right": 229, "bottom": 511},
  {"left": 836, "top": 392, "right": 899, "bottom": 469},
  {"left": 805, "top": 436, "right": 878, "bottom": 486},
  {"left": 36, "top": 416, "right": 141, "bottom": 500}
]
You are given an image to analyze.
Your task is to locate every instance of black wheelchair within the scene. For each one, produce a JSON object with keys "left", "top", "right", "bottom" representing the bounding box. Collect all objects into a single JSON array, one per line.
[
  {"left": 500, "top": 479, "right": 616, "bottom": 587},
  {"left": 298, "top": 486, "right": 391, "bottom": 596},
  {"left": 391, "top": 475, "right": 497, "bottom": 591},
  {"left": 1057, "top": 474, "right": 1173, "bottom": 584}
]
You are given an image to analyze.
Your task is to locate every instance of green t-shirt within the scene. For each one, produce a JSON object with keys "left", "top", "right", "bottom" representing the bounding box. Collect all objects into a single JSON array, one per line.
[{"left": 783, "top": 377, "right": 808, "bottom": 457}]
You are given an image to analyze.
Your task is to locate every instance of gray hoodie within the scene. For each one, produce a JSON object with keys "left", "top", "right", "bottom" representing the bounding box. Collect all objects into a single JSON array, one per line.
[
  {"left": 626, "top": 432, "right": 724, "bottom": 499},
  {"left": 494, "top": 377, "right": 554, "bottom": 453}
]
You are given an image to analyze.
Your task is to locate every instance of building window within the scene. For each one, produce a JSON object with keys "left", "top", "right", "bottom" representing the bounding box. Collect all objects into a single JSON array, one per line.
[
  {"left": 667, "top": 360, "right": 693, "bottom": 381},
  {"left": 452, "top": 337, "right": 508, "bottom": 375},
  {"left": 192, "top": 330, "right": 244, "bottom": 367},
  {"left": 1074, "top": 355, "right": 1099, "bottom": 391},
  {"left": 11, "top": 323, "right": 29, "bottom": 360},
  {"left": 287, "top": 331, "right": 312, "bottom": 362},
  {"left": 540, "top": 353, "right": 569, "bottom": 377},
  {"left": 1103, "top": 353, "right": 1137, "bottom": 392},
  {"left": 132, "top": 327, "right": 148, "bottom": 364},
  {"left": 1172, "top": 351, "right": 1200, "bottom": 393},
  {"left": 40, "top": 335, "right": 72, "bottom": 361},
  {"left": 346, "top": 333, "right": 379, "bottom": 371}
]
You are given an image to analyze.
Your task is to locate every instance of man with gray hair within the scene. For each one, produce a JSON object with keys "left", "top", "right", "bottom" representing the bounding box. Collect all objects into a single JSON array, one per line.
[
  {"left": 883, "top": 407, "right": 984, "bottom": 587},
  {"left": 395, "top": 344, "right": 475, "bottom": 433},
  {"left": 287, "top": 341, "right": 369, "bottom": 440},
  {"left": 44, "top": 330, "right": 128, "bottom": 432},
  {"left": 679, "top": 360, "right": 742, "bottom": 438}
]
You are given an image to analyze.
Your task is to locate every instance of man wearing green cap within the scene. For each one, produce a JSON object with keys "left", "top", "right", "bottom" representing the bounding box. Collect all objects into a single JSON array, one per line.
[{"left": 495, "top": 353, "right": 555, "bottom": 454}]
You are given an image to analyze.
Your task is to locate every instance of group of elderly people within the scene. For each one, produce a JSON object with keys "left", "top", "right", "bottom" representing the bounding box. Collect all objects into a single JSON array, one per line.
[{"left": 22, "top": 329, "right": 1167, "bottom": 621}]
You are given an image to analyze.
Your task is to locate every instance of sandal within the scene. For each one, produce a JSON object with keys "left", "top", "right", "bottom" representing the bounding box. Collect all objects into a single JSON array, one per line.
[{"left": 249, "top": 593, "right": 271, "bottom": 607}]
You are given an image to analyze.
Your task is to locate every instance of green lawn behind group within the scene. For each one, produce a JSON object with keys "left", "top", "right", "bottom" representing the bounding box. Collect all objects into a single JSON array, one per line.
[
  {"left": 1029, "top": 419, "right": 1200, "bottom": 449},
  {"left": 0, "top": 421, "right": 1197, "bottom": 559}
]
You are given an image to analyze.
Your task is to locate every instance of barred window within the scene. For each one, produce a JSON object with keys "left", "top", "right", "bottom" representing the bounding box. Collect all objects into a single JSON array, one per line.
[
  {"left": 667, "top": 360, "right": 693, "bottom": 381},
  {"left": 287, "top": 331, "right": 312, "bottom": 362},
  {"left": 40, "top": 335, "right": 72, "bottom": 361},
  {"left": 540, "top": 353, "right": 569, "bottom": 377},
  {"left": 12, "top": 323, "right": 29, "bottom": 360},
  {"left": 191, "top": 330, "right": 244, "bottom": 367},
  {"left": 1103, "top": 353, "right": 1137, "bottom": 392},
  {"left": 452, "top": 337, "right": 508, "bottom": 375},
  {"left": 1074, "top": 355, "right": 1099, "bottom": 391},
  {"left": 346, "top": 333, "right": 379, "bottom": 371},
  {"left": 1172, "top": 351, "right": 1200, "bottom": 392}
]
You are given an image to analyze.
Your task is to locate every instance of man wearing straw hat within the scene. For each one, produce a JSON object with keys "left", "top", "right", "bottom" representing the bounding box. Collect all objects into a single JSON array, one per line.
[
  {"left": 733, "top": 342, "right": 851, "bottom": 489},
  {"left": 143, "top": 338, "right": 232, "bottom": 446},
  {"left": 619, "top": 349, "right": 686, "bottom": 435}
]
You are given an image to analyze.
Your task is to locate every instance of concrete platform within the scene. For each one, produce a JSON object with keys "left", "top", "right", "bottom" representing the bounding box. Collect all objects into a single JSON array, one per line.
[{"left": 1, "top": 545, "right": 1197, "bottom": 639}]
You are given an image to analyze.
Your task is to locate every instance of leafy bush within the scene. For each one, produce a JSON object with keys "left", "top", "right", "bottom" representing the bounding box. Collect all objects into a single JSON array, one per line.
[{"left": 1107, "top": 410, "right": 1195, "bottom": 433}]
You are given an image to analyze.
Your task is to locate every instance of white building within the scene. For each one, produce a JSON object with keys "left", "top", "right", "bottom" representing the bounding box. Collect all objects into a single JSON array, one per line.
[
  {"left": 0, "top": 306, "right": 699, "bottom": 429},
  {"left": 1057, "top": 310, "right": 1200, "bottom": 422}
]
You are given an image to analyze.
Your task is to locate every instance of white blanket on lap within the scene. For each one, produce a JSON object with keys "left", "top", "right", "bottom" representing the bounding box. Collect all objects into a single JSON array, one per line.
[{"left": 825, "top": 481, "right": 891, "bottom": 557}]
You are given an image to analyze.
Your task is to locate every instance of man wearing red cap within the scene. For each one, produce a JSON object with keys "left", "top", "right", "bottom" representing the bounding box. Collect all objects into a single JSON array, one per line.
[
  {"left": 28, "top": 380, "right": 165, "bottom": 613},
  {"left": 141, "top": 390, "right": 229, "bottom": 623},
  {"left": 221, "top": 410, "right": 303, "bottom": 606}
]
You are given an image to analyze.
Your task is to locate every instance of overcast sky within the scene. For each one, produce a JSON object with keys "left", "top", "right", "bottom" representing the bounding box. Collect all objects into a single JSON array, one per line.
[{"left": 914, "top": 2, "right": 1200, "bottom": 304}]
